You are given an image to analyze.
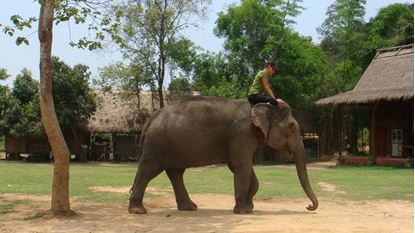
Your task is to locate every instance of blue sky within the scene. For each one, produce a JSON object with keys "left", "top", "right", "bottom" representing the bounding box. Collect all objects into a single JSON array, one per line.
[{"left": 0, "top": 0, "right": 411, "bottom": 86}]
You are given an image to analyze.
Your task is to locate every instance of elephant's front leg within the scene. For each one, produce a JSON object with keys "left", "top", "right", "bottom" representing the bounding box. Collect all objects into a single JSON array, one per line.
[
  {"left": 166, "top": 168, "right": 198, "bottom": 211},
  {"left": 232, "top": 164, "right": 254, "bottom": 214},
  {"left": 227, "top": 164, "right": 258, "bottom": 212},
  {"left": 248, "top": 169, "right": 259, "bottom": 209},
  {"left": 229, "top": 138, "right": 256, "bottom": 214}
]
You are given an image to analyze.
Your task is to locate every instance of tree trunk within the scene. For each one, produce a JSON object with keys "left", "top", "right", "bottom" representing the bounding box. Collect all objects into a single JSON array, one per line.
[
  {"left": 38, "top": 0, "right": 73, "bottom": 215},
  {"left": 157, "top": 41, "right": 166, "bottom": 109},
  {"left": 70, "top": 125, "right": 81, "bottom": 156}
]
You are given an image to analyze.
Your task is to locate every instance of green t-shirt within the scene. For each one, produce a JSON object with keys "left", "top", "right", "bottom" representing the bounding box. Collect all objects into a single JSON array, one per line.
[{"left": 248, "top": 70, "right": 269, "bottom": 95}]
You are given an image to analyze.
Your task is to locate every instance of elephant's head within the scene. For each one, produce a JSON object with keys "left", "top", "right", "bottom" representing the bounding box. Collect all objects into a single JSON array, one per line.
[{"left": 252, "top": 103, "right": 318, "bottom": 211}]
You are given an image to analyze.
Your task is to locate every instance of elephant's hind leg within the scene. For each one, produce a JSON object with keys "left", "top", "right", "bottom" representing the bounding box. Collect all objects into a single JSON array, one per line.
[
  {"left": 166, "top": 168, "right": 198, "bottom": 211},
  {"left": 129, "top": 159, "right": 163, "bottom": 214}
]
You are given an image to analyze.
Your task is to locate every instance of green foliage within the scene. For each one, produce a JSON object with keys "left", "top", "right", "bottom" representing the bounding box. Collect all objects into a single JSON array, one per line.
[
  {"left": 205, "top": 0, "right": 330, "bottom": 108},
  {"left": 359, "top": 3, "right": 414, "bottom": 67},
  {"left": 0, "top": 68, "right": 12, "bottom": 122},
  {"left": 51, "top": 57, "right": 97, "bottom": 129},
  {"left": 0, "top": 68, "right": 10, "bottom": 80},
  {"left": 0, "top": 69, "right": 43, "bottom": 138},
  {"left": 12, "top": 69, "right": 39, "bottom": 105},
  {"left": 94, "top": 61, "right": 155, "bottom": 105},
  {"left": 95, "top": 61, "right": 151, "bottom": 92},
  {"left": 167, "top": 38, "right": 198, "bottom": 76},
  {"left": 215, "top": 0, "right": 283, "bottom": 77},
  {"left": 1, "top": 1, "right": 120, "bottom": 50},
  {"left": 168, "top": 77, "right": 193, "bottom": 93},
  {"left": 192, "top": 52, "right": 233, "bottom": 96},
  {"left": 367, "top": 3, "right": 413, "bottom": 45},
  {"left": 0, "top": 58, "right": 97, "bottom": 138},
  {"left": 108, "top": 0, "right": 212, "bottom": 107}
]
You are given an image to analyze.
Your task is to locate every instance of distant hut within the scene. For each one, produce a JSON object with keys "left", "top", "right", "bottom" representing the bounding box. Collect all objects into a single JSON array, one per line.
[
  {"left": 316, "top": 44, "right": 414, "bottom": 166},
  {"left": 86, "top": 90, "right": 154, "bottom": 161}
]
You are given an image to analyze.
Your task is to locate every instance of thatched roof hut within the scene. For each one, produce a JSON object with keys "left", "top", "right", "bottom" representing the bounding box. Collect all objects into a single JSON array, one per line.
[
  {"left": 315, "top": 44, "right": 414, "bottom": 166},
  {"left": 316, "top": 44, "right": 414, "bottom": 106},
  {"left": 86, "top": 90, "right": 155, "bottom": 133}
]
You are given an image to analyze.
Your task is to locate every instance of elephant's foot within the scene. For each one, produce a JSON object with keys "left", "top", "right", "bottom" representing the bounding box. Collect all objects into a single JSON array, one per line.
[
  {"left": 248, "top": 201, "right": 254, "bottom": 210},
  {"left": 177, "top": 201, "right": 198, "bottom": 211},
  {"left": 128, "top": 206, "right": 147, "bottom": 214},
  {"left": 128, "top": 198, "right": 147, "bottom": 214},
  {"left": 233, "top": 205, "right": 253, "bottom": 214}
]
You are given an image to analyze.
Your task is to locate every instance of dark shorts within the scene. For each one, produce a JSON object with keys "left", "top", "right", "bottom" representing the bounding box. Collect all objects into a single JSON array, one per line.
[{"left": 247, "top": 94, "right": 278, "bottom": 106}]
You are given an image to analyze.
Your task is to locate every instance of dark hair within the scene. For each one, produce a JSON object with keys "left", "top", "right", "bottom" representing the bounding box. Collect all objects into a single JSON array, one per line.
[{"left": 264, "top": 60, "right": 276, "bottom": 70}]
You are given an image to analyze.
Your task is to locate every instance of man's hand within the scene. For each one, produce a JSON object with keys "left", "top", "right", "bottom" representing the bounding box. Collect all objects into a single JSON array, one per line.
[{"left": 276, "top": 98, "right": 285, "bottom": 104}]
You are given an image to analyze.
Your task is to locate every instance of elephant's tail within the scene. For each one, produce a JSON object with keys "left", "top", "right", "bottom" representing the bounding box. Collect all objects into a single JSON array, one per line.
[
  {"left": 138, "top": 109, "right": 161, "bottom": 157},
  {"left": 131, "top": 110, "right": 162, "bottom": 193}
]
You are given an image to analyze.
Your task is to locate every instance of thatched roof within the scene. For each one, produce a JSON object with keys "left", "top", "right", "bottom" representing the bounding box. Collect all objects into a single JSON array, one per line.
[
  {"left": 86, "top": 90, "right": 155, "bottom": 133},
  {"left": 316, "top": 44, "right": 414, "bottom": 106}
]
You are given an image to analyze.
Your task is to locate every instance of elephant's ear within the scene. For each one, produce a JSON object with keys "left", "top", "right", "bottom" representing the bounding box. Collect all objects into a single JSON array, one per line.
[{"left": 252, "top": 103, "right": 272, "bottom": 141}]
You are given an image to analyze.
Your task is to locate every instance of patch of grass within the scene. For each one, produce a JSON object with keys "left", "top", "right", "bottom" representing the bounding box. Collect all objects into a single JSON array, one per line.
[
  {"left": 310, "top": 166, "right": 414, "bottom": 200},
  {"left": 0, "top": 200, "right": 32, "bottom": 214},
  {"left": 23, "top": 211, "right": 47, "bottom": 220},
  {"left": 0, "top": 161, "right": 412, "bottom": 204}
]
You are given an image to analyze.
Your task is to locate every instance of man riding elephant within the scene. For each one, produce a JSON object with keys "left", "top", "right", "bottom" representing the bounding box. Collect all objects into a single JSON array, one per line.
[{"left": 128, "top": 96, "right": 318, "bottom": 214}]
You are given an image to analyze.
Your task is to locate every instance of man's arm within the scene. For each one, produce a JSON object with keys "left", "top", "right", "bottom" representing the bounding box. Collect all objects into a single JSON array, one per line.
[
  {"left": 261, "top": 77, "right": 285, "bottom": 104},
  {"left": 261, "top": 77, "right": 276, "bottom": 99}
]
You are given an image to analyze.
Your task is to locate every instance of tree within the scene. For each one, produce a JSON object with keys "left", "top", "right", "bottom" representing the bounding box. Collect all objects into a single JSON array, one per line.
[
  {"left": 95, "top": 61, "right": 155, "bottom": 114},
  {"left": 0, "top": 69, "right": 11, "bottom": 121},
  {"left": 318, "top": 0, "right": 366, "bottom": 63},
  {"left": 37, "top": 0, "right": 75, "bottom": 215},
  {"left": 168, "top": 77, "right": 193, "bottom": 100},
  {"left": 213, "top": 0, "right": 318, "bottom": 98},
  {"left": 2, "top": 0, "right": 118, "bottom": 215},
  {"left": 0, "top": 60, "right": 96, "bottom": 144},
  {"left": 110, "top": 0, "right": 211, "bottom": 108},
  {"left": 359, "top": 3, "right": 414, "bottom": 67},
  {"left": 192, "top": 51, "right": 237, "bottom": 97},
  {"left": 51, "top": 57, "right": 97, "bottom": 129},
  {"left": 0, "top": 69, "right": 43, "bottom": 138},
  {"left": 12, "top": 69, "right": 39, "bottom": 105},
  {"left": 213, "top": 0, "right": 330, "bottom": 108}
]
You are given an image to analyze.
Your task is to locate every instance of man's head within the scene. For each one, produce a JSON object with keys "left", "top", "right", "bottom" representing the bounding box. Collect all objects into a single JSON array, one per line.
[{"left": 264, "top": 60, "right": 276, "bottom": 75}]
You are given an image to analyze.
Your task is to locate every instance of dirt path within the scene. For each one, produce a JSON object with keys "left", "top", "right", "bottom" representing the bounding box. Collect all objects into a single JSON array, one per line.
[{"left": 0, "top": 192, "right": 413, "bottom": 233}]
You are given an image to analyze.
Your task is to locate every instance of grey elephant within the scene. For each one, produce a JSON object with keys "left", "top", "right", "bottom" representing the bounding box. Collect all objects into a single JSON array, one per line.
[{"left": 129, "top": 96, "right": 318, "bottom": 214}]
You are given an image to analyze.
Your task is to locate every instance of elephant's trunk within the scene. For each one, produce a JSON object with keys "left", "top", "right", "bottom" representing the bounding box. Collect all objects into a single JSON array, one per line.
[{"left": 292, "top": 137, "right": 318, "bottom": 211}]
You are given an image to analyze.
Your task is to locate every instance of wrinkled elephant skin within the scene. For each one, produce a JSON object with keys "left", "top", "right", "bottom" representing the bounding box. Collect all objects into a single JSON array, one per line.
[{"left": 129, "top": 96, "right": 318, "bottom": 214}]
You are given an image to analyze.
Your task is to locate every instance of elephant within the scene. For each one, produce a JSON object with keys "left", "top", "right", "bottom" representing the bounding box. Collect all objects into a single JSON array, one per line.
[{"left": 129, "top": 96, "right": 318, "bottom": 214}]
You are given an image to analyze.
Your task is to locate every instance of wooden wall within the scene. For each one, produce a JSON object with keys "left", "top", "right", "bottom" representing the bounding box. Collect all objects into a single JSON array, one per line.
[{"left": 374, "top": 100, "right": 414, "bottom": 158}]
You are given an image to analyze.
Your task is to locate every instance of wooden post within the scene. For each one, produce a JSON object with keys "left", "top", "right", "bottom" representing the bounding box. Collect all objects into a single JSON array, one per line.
[
  {"left": 112, "top": 132, "right": 117, "bottom": 161},
  {"left": 338, "top": 105, "right": 344, "bottom": 158},
  {"left": 369, "top": 102, "right": 379, "bottom": 163}
]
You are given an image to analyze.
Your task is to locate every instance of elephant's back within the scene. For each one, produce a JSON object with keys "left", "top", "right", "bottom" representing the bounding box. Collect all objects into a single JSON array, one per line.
[
  {"left": 142, "top": 96, "right": 252, "bottom": 167},
  {"left": 163, "top": 96, "right": 250, "bottom": 126}
]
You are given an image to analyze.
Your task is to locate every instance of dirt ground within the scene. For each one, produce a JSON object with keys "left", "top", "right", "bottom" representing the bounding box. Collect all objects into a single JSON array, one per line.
[{"left": 0, "top": 187, "right": 413, "bottom": 233}]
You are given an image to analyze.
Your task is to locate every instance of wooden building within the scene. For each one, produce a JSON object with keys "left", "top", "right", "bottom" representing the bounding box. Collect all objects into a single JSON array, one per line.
[
  {"left": 4, "top": 90, "right": 154, "bottom": 161},
  {"left": 5, "top": 128, "right": 89, "bottom": 161},
  {"left": 86, "top": 90, "right": 155, "bottom": 161},
  {"left": 316, "top": 44, "right": 414, "bottom": 166}
]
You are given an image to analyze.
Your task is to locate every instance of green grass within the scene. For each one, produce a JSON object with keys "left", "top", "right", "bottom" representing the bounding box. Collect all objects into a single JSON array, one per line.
[
  {"left": 0, "top": 200, "right": 33, "bottom": 214},
  {"left": 0, "top": 162, "right": 412, "bottom": 204}
]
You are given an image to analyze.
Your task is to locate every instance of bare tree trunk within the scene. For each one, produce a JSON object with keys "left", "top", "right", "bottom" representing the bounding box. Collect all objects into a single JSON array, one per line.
[
  {"left": 157, "top": 39, "right": 166, "bottom": 109},
  {"left": 38, "top": 0, "right": 73, "bottom": 215}
]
